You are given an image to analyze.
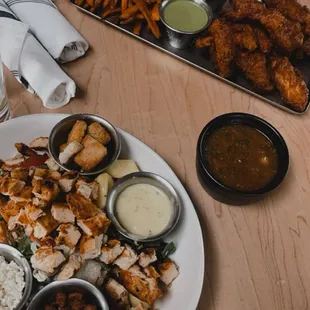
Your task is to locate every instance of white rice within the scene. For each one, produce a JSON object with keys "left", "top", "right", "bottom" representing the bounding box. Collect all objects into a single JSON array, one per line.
[{"left": 0, "top": 256, "right": 25, "bottom": 310}]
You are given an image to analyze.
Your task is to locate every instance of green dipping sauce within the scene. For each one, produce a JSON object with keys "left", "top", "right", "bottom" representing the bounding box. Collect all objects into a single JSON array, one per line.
[{"left": 163, "top": 0, "right": 209, "bottom": 32}]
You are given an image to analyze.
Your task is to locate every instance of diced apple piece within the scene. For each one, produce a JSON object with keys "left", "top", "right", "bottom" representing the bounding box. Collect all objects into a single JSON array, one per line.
[
  {"left": 107, "top": 160, "right": 139, "bottom": 179},
  {"left": 95, "top": 173, "right": 114, "bottom": 209}
]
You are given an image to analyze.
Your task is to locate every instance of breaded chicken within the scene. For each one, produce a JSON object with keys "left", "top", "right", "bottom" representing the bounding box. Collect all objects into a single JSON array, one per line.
[
  {"left": 67, "top": 120, "right": 88, "bottom": 143},
  {"left": 231, "top": 23, "right": 258, "bottom": 51},
  {"left": 67, "top": 193, "right": 99, "bottom": 220},
  {"left": 235, "top": 51, "right": 274, "bottom": 92},
  {"left": 55, "top": 224, "right": 81, "bottom": 248},
  {"left": 87, "top": 122, "right": 111, "bottom": 145},
  {"left": 51, "top": 203, "right": 75, "bottom": 223},
  {"left": 195, "top": 36, "right": 213, "bottom": 48},
  {"left": 74, "top": 140, "right": 107, "bottom": 171},
  {"left": 100, "top": 240, "right": 125, "bottom": 264},
  {"left": 31, "top": 246, "right": 66, "bottom": 274},
  {"left": 77, "top": 211, "right": 111, "bottom": 236},
  {"left": 29, "top": 137, "right": 49, "bottom": 150},
  {"left": 269, "top": 55, "right": 309, "bottom": 111},
  {"left": 254, "top": 27, "right": 272, "bottom": 54}
]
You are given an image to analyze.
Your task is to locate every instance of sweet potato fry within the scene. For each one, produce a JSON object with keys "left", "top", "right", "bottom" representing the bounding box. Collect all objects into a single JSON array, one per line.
[
  {"left": 120, "top": 5, "right": 139, "bottom": 19},
  {"left": 86, "top": 0, "right": 94, "bottom": 6},
  {"left": 120, "top": 16, "right": 135, "bottom": 24},
  {"left": 94, "top": 0, "right": 103, "bottom": 8},
  {"left": 121, "top": 0, "right": 128, "bottom": 12},
  {"left": 133, "top": 20, "right": 143, "bottom": 35},
  {"left": 102, "top": 7, "right": 121, "bottom": 18},
  {"left": 151, "top": 3, "right": 160, "bottom": 21},
  {"left": 136, "top": 13, "right": 145, "bottom": 19},
  {"left": 133, "top": 0, "right": 161, "bottom": 38},
  {"left": 75, "top": 0, "right": 85, "bottom": 6}
]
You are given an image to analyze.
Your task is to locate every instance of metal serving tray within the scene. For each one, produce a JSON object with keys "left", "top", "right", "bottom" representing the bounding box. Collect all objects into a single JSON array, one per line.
[{"left": 71, "top": 0, "right": 310, "bottom": 115}]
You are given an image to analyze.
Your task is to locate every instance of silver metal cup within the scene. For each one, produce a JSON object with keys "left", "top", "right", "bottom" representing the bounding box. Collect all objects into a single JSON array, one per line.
[{"left": 159, "top": 0, "right": 213, "bottom": 49}]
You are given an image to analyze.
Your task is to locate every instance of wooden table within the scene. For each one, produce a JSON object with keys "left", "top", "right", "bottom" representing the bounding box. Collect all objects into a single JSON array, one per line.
[{"left": 5, "top": 1, "right": 310, "bottom": 309}]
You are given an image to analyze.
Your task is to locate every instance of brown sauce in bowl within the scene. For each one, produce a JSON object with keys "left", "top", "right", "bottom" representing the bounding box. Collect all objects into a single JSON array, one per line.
[{"left": 205, "top": 124, "right": 278, "bottom": 191}]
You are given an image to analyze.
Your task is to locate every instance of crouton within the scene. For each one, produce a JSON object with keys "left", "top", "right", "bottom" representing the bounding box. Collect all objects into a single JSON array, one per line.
[
  {"left": 29, "top": 137, "right": 49, "bottom": 150},
  {"left": 59, "top": 141, "right": 83, "bottom": 165},
  {"left": 67, "top": 193, "right": 99, "bottom": 220},
  {"left": 87, "top": 122, "right": 111, "bottom": 145},
  {"left": 100, "top": 240, "right": 124, "bottom": 264},
  {"left": 68, "top": 120, "right": 87, "bottom": 143},
  {"left": 74, "top": 141, "right": 107, "bottom": 171},
  {"left": 77, "top": 211, "right": 111, "bottom": 236},
  {"left": 59, "top": 143, "right": 68, "bottom": 152},
  {"left": 51, "top": 203, "right": 75, "bottom": 223}
]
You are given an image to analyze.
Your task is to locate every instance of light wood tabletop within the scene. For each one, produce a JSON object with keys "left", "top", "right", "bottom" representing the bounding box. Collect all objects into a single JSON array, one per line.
[{"left": 4, "top": 0, "right": 310, "bottom": 309}]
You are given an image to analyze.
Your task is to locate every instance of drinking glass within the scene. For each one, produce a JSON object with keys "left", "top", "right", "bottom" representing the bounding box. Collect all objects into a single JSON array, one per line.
[{"left": 0, "top": 55, "right": 11, "bottom": 123}]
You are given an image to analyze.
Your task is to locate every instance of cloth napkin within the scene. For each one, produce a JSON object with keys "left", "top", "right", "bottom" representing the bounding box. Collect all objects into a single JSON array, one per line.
[
  {"left": 4, "top": 0, "right": 89, "bottom": 63},
  {"left": 0, "top": 1, "right": 76, "bottom": 109}
]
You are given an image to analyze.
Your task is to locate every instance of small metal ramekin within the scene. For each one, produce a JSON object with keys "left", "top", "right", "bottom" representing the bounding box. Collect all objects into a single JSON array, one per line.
[
  {"left": 27, "top": 278, "right": 109, "bottom": 310},
  {"left": 48, "top": 114, "right": 121, "bottom": 177},
  {"left": 0, "top": 243, "right": 33, "bottom": 310},
  {"left": 106, "top": 172, "right": 182, "bottom": 242},
  {"left": 159, "top": 0, "right": 213, "bottom": 49}
]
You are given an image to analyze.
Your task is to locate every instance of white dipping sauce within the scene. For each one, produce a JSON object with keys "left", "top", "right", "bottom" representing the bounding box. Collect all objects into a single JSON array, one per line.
[{"left": 115, "top": 183, "right": 172, "bottom": 237}]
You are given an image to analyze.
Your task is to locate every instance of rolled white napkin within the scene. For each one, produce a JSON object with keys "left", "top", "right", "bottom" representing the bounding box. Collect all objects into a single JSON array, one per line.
[
  {"left": 4, "top": 0, "right": 89, "bottom": 63},
  {"left": 0, "top": 1, "right": 76, "bottom": 109}
]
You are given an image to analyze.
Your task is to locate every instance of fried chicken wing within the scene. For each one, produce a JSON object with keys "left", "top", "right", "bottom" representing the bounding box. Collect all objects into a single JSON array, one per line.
[
  {"left": 226, "top": 0, "right": 304, "bottom": 54},
  {"left": 268, "top": 55, "right": 309, "bottom": 111},
  {"left": 231, "top": 24, "right": 258, "bottom": 51},
  {"left": 254, "top": 27, "right": 272, "bottom": 53},
  {"left": 262, "top": 0, "right": 310, "bottom": 35},
  {"left": 236, "top": 51, "right": 274, "bottom": 92},
  {"left": 303, "top": 36, "right": 310, "bottom": 56},
  {"left": 195, "top": 36, "right": 213, "bottom": 48},
  {"left": 207, "top": 19, "right": 236, "bottom": 78}
]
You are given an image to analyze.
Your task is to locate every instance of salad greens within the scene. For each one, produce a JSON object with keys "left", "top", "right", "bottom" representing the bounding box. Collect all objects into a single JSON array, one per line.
[{"left": 17, "top": 233, "right": 33, "bottom": 260}]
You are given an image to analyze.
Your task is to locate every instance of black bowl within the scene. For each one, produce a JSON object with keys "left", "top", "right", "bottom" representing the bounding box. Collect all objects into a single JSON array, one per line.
[{"left": 196, "top": 113, "right": 289, "bottom": 205}]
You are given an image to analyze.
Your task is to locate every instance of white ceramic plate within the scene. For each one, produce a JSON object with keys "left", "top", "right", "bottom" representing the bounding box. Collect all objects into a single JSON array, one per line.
[{"left": 0, "top": 114, "right": 205, "bottom": 310}]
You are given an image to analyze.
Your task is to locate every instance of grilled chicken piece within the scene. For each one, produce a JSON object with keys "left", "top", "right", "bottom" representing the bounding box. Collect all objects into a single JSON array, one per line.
[
  {"left": 51, "top": 203, "right": 75, "bottom": 223},
  {"left": 33, "top": 211, "right": 59, "bottom": 239},
  {"left": 33, "top": 168, "right": 61, "bottom": 181},
  {"left": 67, "top": 193, "right": 99, "bottom": 220},
  {"left": 31, "top": 246, "right": 66, "bottom": 274},
  {"left": 120, "top": 265, "right": 162, "bottom": 305},
  {"left": 76, "top": 179, "right": 99, "bottom": 201},
  {"left": 131, "top": 305, "right": 144, "bottom": 310},
  {"left": 100, "top": 240, "right": 125, "bottom": 264},
  {"left": 114, "top": 244, "right": 138, "bottom": 270},
  {"left": 129, "top": 294, "right": 150, "bottom": 310},
  {"left": 7, "top": 214, "right": 19, "bottom": 231},
  {"left": 105, "top": 278, "right": 130, "bottom": 307},
  {"left": 0, "top": 221, "right": 10, "bottom": 244},
  {"left": 15, "top": 143, "right": 38, "bottom": 156},
  {"left": 79, "top": 233, "right": 103, "bottom": 259},
  {"left": 67, "top": 120, "right": 88, "bottom": 143},
  {"left": 74, "top": 139, "right": 107, "bottom": 172},
  {"left": 10, "top": 168, "right": 29, "bottom": 181},
  {"left": 87, "top": 122, "right": 111, "bottom": 145},
  {"left": 77, "top": 211, "right": 111, "bottom": 236},
  {"left": 32, "top": 179, "right": 59, "bottom": 203},
  {"left": 16, "top": 209, "right": 32, "bottom": 230},
  {"left": 138, "top": 249, "right": 157, "bottom": 268},
  {"left": 32, "top": 197, "right": 49, "bottom": 209},
  {"left": 2, "top": 155, "right": 25, "bottom": 170},
  {"left": 158, "top": 259, "right": 179, "bottom": 286},
  {"left": 10, "top": 186, "right": 32, "bottom": 203},
  {"left": 25, "top": 203, "right": 46, "bottom": 222},
  {"left": 59, "top": 141, "right": 83, "bottom": 165},
  {"left": 269, "top": 55, "right": 309, "bottom": 111},
  {"left": 144, "top": 266, "right": 160, "bottom": 279},
  {"left": 59, "top": 172, "right": 78, "bottom": 193},
  {"left": 55, "top": 224, "right": 81, "bottom": 248},
  {"left": 45, "top": 157, "right": 60, "bottom": 171},
  {"left": 0, "top": 176, "right": 25, "bottom": 196},
  {"left": 29, "top": 137, "right": 49, "bottom": 150},
  {"left": 235, "top": 51, "right": 274, "bottom": 92},
  {"left": 54, "top": 254, "right": 82, "bottom": 281},
  {"left": 0, "top": 200, "right": 24, "bottom": 222}
]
